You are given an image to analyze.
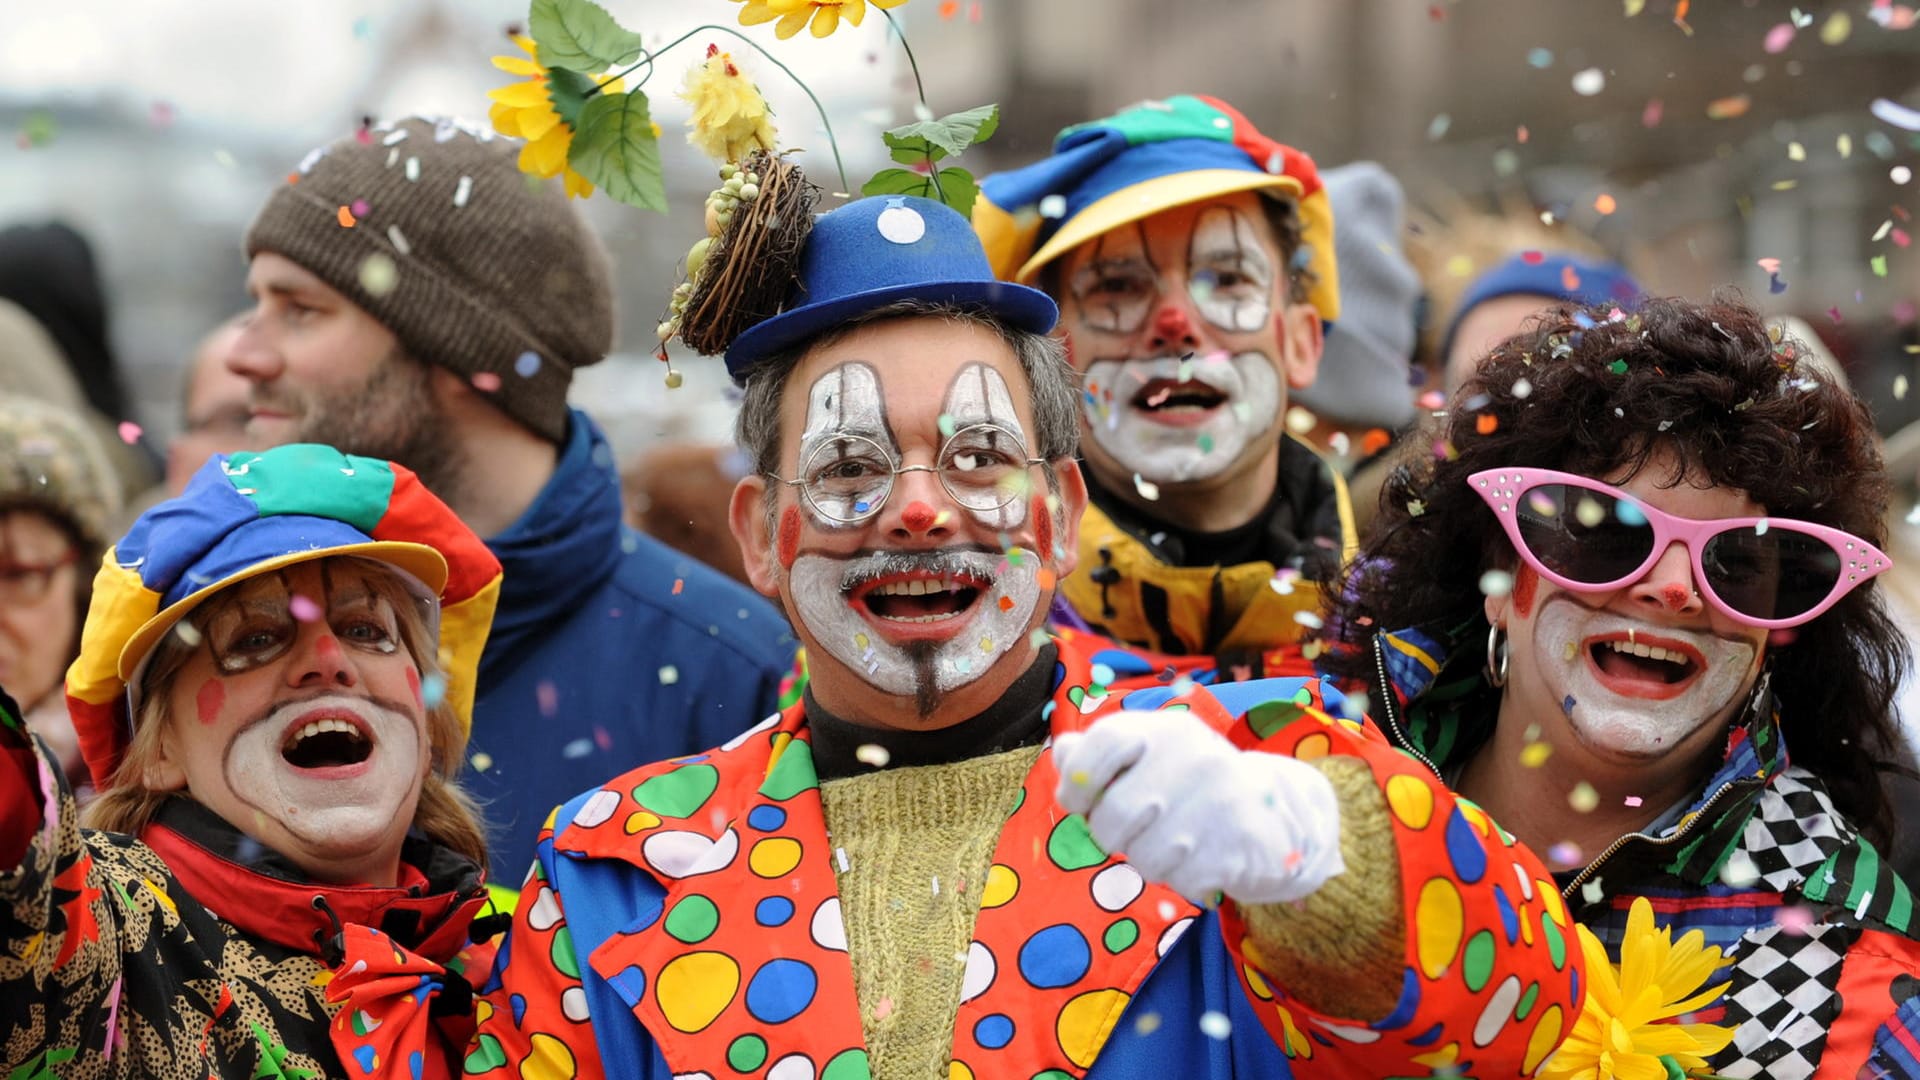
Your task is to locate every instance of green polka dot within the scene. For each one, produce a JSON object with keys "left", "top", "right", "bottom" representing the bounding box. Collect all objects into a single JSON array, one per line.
[
  {"left": 666, "top": 895, "right": 720, "bottom": 944},
  {"left": 1032, "top": 1072, "right": 1076, "bottom": 1080},
  {"left": 463, "top": 1034, "right": 506, "bottom": 1073},
  {"left": 1047, "top": 815, "right": 1107, "bottom": 871},
  {"left": 1246, "top": 701, "right": 1306, "bottom": 740},
  {"left": 760, "top": 739, "right": 819, "bottom": 801},
  {"left": 634, "top": 764, "right": 720, "bottom": 817},
  {"left": 1103, "top": 918, "right": 1139, "bottom": 954},
  {"left": 727, "top": 1034, "right": 768, "bottom": 1072},
  {"left": 550, "top": 925, "right": 580, "bottom": 979},
  {"left": 1461, "top": 930, "right": 1496, "bottom": 993},
  {"left": 1007, "top": 786, "right": 1025, "bottom": 814},
  {"left": 1543, "top": 913, "right": 1566, "bottom": 970},
  {"left": 821, "top": 1048, "right": 872, "bottom": 1080},
  {"left": 1515, "top": 980, "right": 1539, "bottom": 1021}
]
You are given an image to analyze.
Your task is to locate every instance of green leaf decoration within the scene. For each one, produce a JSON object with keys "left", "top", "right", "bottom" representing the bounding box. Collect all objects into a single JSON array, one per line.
[
  {"left": 861, "top": 166, "right": 936, "bottom": 200},
  {"left": 881, "top": 103, "right": 1000, "bottom": 162},
  {"left": 545, "top": 66, "right": 596, "bottom": 130},
  {"left": 529, "top": 0, "right": 644, "bottom": 73},
  {"left": 860, "top": 165, "right": 982, "bottom": 218},
  {"left": 569, "top": 91, "right": 667, "bottom": 211},
  {"left": 934, "top": 165, "right": 980, "bottom": 218}
]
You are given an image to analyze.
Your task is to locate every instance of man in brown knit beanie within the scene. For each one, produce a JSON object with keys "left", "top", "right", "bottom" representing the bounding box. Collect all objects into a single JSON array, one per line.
[{"left": 226, "top": 115, "right": 795, "bottom": 880}]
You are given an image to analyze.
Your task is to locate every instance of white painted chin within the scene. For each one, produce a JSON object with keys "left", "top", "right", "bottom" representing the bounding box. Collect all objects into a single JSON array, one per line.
[
  {"left": 1081, "top": 351, "right": 1281, "bottom": 485},
  {"left": 224, "top": 694, "right": 425, "bottom": 855},
  {"left": 788, "top": 548, "right": 1042, "bottom": 701},
  {"left": 1533, "top": 599, "right": 1757, "bottom": 760}
]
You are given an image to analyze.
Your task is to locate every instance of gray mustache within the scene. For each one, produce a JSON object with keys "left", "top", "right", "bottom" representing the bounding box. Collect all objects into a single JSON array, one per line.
[{"left": 837, "top": 549, "right": 1001, "bottom": 594}]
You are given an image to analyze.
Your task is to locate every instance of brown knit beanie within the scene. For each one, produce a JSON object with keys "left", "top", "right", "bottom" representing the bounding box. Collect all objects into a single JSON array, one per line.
[{"left": 245, "top": 116, "right": 614, "bottom": 442}]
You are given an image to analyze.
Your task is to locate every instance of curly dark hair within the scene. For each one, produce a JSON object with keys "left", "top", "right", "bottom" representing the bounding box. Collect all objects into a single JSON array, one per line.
[{"left": 1325, "top": 293, "right": 1909, "bottom": 846}]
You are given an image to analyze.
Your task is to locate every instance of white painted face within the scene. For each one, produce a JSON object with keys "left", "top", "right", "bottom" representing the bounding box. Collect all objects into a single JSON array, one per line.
[
  {"left": 1531, "top": 597, "right": 1758, "bottom": 757},
  {"left": 1053, "top": 191, "right": 1318, "bottom": 495},
  {"left": 784, "top": 358, "right": 1045, "bottom": 716}
]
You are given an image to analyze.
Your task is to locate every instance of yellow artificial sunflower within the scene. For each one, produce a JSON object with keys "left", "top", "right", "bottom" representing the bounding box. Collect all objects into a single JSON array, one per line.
[
  {"left": 678, "top": 45, "right": 779, "bottom": 163},
  {"left": 1539, "top": 897, "right": 1737, "bottom": 1080},
  {"left": 486, "top": 34, "right": 623, "bottom": 198},
  {"left": 731, "top": 0, "right": 910, "bottom": 39}
]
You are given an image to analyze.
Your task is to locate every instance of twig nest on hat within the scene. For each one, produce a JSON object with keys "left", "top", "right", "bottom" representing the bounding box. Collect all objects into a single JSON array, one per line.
[{"left": 665, "top": 151, "right": 819, "bottom": 358}]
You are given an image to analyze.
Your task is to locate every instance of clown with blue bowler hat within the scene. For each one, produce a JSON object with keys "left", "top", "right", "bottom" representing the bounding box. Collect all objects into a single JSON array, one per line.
[{"left": 468, "top": 172, "right": 1583, "bottom": 1078}]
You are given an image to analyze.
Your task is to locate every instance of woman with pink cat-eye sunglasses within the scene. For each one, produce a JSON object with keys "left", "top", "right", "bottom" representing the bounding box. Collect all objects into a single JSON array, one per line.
[{"left": 1323, "top": 296, "right": 1918, "bottom": 1076}]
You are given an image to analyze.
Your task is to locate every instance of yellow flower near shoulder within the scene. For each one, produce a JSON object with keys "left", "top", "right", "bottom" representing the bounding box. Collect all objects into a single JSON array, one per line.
[
  {"left": 486, "top": 34, "right": 623, "bottom": 198},
  {"left": 679, "top": 45, "right": 778, "bottom": 163},
  {"left": 730, "top": 0, "right": 910, "bottom": 39},
  {"left": 1538, "top": 897, "right": 1736, "bottom": 1080}
]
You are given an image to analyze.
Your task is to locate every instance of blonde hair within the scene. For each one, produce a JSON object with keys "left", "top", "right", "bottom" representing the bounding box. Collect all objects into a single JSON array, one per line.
[{"left": 81, "top": 556, "right": 489, "bottom": 868}]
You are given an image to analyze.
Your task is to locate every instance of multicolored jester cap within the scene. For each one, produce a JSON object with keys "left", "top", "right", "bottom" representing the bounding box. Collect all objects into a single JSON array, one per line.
[
  {"left": 65, "top": 444, "right": 503, "bottom": 787},
  {"left": 974, "top": 93, "right": 1340, "bottom": 323}
]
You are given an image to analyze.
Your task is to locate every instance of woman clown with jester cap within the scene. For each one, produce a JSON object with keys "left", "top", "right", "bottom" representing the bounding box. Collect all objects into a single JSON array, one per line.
[
  {"left": 465, "top": 186, "right": 1583, "bottom": 1078},
  {"left": 0, "top": 443, "right": 504, "bottom": 1079}
]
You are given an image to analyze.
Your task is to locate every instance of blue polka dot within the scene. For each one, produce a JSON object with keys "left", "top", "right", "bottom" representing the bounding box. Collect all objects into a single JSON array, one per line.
[
  {"left": 974, "top": 1013, "right": 1015, "bottom": 1049},
  {"left": 1018, "top": 924, "right": 1092, "bottom": 989},
  {"left": 353, "top": 1045, "right": 377, "bottom": 1073},
  {"left": 744, "top": 958, "right": 817, "bottom": 1024},
  {"left": 748, "top": 805, "right": 788, "bottom": 832},
  {"left": 408, "top": 1051, "right": 423, "bottom": 1080},
  {"left": 1493, "top": 885, "right": 1519, "bottom": 945},
  {"left": 1374, "top": 967, "right": 1421, "bottom": 1033},
  {"left": 756, "top": 896, "right": 795, "bottom": 927},
  {"left": 608, "top": 964, "right": 647, "bottom": 1007},
  {"left": 510, "top": 992, "right": 527, "bottom": 1025},
  {"left": 1444, "top": 807, "right": 1487, "bottom": 884}
]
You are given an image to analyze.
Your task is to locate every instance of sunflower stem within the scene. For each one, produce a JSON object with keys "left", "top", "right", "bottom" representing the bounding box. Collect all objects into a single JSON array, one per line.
[
  {"left": 584, "top": 24, "right": 850, "bottom": 195},
  {"left": 879, "top": 10, "right": 929, "bottom": 112}
]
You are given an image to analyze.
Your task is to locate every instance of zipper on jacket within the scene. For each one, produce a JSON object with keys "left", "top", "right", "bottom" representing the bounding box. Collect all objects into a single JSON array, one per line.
[
  {"left": 1370, "top": 634, "right": 1443, "bottom": 781},
  {"left": 1558, "top": 780, "right": 1740, "bottom": 905}
]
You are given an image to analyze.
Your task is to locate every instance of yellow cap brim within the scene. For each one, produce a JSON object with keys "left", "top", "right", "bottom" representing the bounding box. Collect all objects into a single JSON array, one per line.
[
  {"left": 1014, "top": 169, "right": 1305, "bottom": 284},
  {"left": 116, "top": 541, "right": 449, "bottom": 682}
]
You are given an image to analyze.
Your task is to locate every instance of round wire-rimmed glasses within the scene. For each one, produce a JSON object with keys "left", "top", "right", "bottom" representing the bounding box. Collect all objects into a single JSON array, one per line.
[
  {"left": 1470, "top": 466, "right": 1891, "bottom": 629},
  {"left": 769, "top": 423, "right": 1047, "bottom": 524}
]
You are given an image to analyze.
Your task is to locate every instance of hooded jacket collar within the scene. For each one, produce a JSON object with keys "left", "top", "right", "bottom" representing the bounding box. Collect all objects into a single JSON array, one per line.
[
  {"left": 479, "top": 409, "right": 623, "bottom": 687},
  {"left": 141, "top": 796, "right": 489, "bottom": 964}
]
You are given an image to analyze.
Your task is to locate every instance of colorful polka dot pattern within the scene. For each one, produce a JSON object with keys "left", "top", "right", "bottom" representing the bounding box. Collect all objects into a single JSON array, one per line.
[
  {"left": 1211, "top": 689, "right": 1582, "bottom": 1077},
  {"left": 468, "top": 630, "right": 1584, "bottom": 1078}
]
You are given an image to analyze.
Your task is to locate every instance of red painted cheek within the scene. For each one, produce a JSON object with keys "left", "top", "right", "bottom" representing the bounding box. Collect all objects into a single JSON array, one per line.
[
  {"left": 1511, "top": 564, "right": 1539, "bottom": 619},
  {"left": 405, "top": 666, "right": 423, "bottom": 709},
  {"left": 195, "top": 678, "right": 225, "bottom": 726},
  {"left": 1032, "top": 495, "right": 1054, "bottom": 564},
  {"left": 777, "top": 506, "right": 801, "bottom": 570}
]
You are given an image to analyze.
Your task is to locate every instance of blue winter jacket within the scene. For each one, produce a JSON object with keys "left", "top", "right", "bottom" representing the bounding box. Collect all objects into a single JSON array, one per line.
[{"left": 467, "top": 410, "right": 797, "bottom": 877}]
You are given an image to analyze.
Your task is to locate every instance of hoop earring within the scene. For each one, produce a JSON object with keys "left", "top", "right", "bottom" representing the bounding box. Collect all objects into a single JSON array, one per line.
[{"left": 1486, "top": 623, "right": 1510, "bottom": 689}]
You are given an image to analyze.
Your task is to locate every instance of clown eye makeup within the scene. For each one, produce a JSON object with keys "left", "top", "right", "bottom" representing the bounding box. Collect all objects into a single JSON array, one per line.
[
  {"left": 325, "top": 576, "right": 402, "bottom": 656},
  {"left": 1188, "top": 207, "right": 1273, "bottom": 333},
  {"left": 1068, "top": 257, "right": 1157, "bottom": 335},
  {"left": 199, "top": 588, "right": 298, "bottom": 674}
]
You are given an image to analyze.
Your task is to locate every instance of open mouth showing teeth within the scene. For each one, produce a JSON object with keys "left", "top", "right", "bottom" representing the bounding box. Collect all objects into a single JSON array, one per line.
[
  {"left": 855, "top": 576, "right": 983, "bottom": 623},
  {"left": 282, "top": 717, "right": 373, "bottom": 769},
  {"left": 1591, "top": 639, "right": 1698, "bottom": 685},
  {"left": 1132, "top": 377, "right": 1226, "bottom": 412}
]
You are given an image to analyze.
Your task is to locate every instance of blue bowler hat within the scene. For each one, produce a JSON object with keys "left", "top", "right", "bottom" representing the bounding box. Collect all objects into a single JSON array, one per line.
[{"left": 724, "top": 195, "right": 1058, "bottom": 381}]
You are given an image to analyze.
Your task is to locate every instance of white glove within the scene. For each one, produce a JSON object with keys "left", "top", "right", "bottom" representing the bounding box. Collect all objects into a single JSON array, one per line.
[{"left": 1052, "top": 709, "right": 1345, "bottom": 905}]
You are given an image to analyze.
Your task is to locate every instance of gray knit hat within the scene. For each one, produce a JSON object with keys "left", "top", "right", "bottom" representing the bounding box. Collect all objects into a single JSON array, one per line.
[
  {"left": 0, "top": 393, "right": 122, "bottom": 550},
  {"left": 1291, "top": 162, "right": 1419, "bottom": 431},
  {"left": 245, "top": 116, "right": 614, "bottom": 442}
]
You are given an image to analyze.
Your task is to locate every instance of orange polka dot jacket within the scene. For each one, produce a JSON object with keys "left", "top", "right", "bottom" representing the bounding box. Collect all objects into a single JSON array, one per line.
[
  {"left": 0, "top": 691, "right": 495, "bottom": 1079},
  {"left": 464, "top": 630, "right": 1582, "bottom": 1079},
  {"left": 1371, "top": 622, "right": 1920, "bottom": 1077}
]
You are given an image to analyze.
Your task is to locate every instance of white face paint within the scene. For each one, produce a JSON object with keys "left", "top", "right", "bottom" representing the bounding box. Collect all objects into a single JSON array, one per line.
[
  {"left": 942, "top": 362, "right": 1032, "bottom": 532},
  {"left": 1532, "top": 596, "right": 1758, "bottom": 758},
  {"left": 1080, "top": 349, "right": 1281, "bottom": 484},
  {"left": 787, "top": 546, "right": 1041, "bottom": 714},
  {"left": 796, "top": 361, "right": 894, "bottom": 527},
  {"left": 223, "top": 691, "right": 425, "bottom": 854},
  {"left": 1186, "top": 205, "right": 1275, "bottom": 333},
  {"left": 782, "top": 360, "right": 1051, "bottom": 716}
]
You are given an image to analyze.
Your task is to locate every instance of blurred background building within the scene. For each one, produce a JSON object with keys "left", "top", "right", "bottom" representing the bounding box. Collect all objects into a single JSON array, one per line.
[{"left": 1, "top": 0, "right": 1917, "bottom": 451}]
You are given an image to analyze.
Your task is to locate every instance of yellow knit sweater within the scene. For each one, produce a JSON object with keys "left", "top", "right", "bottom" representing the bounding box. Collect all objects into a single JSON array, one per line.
[
  {"left": 818, "top": 748, "right": 1403, "bottom": 1078},
  {"left": 819, "top": 745, "right": 1042, "bottom": 1080}
]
